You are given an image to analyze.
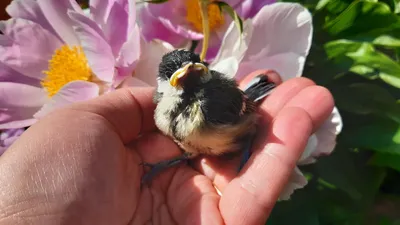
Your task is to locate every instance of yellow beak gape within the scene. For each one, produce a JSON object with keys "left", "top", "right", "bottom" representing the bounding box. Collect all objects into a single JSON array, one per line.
[{"left": 170, "top": 63, "right": 209, "bottom": 87}]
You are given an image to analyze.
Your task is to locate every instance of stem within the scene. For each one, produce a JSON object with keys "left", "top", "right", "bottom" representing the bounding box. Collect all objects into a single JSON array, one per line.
[{"left": 199, "top": 0, "right": 209, "bottom": 61}]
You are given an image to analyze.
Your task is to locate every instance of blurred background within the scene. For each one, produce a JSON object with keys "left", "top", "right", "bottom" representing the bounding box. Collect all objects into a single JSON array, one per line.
[
  {"left": 1, "top": 0, "right": 399, "bottom": 224},
  {"left": 0, "top": 0, "right": 11, "bottom": 20}
]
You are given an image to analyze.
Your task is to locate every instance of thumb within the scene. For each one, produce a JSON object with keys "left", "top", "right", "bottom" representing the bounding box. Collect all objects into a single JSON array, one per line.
[{"left": 68, "top": 87, "right": 157, "bottom": 144}]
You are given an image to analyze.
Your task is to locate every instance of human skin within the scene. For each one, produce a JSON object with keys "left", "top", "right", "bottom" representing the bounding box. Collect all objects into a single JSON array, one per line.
[{"left": 0, "top": 70, "right": 334, "bottom": 225}]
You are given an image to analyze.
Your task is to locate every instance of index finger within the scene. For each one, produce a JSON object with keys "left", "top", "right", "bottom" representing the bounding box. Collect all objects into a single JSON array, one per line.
[
  {"left": 68, "top": 87, "right": 157, "bottom": 143},
  {"left": 219, "top": 107, "right": 313, "bottom": 225}
]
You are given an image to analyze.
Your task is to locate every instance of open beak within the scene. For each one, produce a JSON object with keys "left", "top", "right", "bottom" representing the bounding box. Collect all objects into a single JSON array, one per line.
[{"left": 170, "top": 62, "right": 209, "bottom": 87}]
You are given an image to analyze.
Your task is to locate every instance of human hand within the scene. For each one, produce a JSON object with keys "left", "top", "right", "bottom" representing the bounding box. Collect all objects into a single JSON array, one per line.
[{"left": 0, "top": 70, "right": 334, "bottom": 225}]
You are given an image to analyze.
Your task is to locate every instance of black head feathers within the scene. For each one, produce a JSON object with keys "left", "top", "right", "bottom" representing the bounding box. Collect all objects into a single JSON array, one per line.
[{"left": 158, "top": 49, "right": 203, "bottom": 80}]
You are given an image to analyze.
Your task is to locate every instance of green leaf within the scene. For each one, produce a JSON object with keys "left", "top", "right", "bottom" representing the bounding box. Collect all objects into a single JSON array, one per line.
[
  {"left": 324, "top": 1, "right": 400, "bottom": 41},
  {"left": 267, "top": 188, "right": 320, "bottom": 225},
  {"left": 213, "top": 1, "right": 243, "bottom": 34},
  {"left": 332, "top": 82, "right": 400, "bottom": 123},
  {"left": 315, "top": 148, "right": 364, "bottom": 200},
  {"left": 372, "top": 35, "right": 400, "bottom": 47},
  {"left": 380, "top": 0, "right": 397, "bottom": 12},
  {"left": 325, "top": 40, "right": 400, "bottom": 88},
  {"left": 347, "top": 43, "right": 400, "bottom": 76},
  {"left": 312, "top": 147, "right": 386, "bottom": 223},
  {"left": 370, "top": 152, "right": 400, "bottom": 171},
  {"left": 342, "top": 117, "right": 400, "bottom": 154},
  {"left": 347, "top": 43, "right": 400, "bottom": 87},
  {"left": 325, "top": 39, "right": 363, "bottom": 59},
  {"left": 316, "top": 0, "right": 353, "bottom": 15}
]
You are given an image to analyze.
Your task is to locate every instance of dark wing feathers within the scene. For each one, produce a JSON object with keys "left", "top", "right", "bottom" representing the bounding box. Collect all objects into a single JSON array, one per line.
[{"left": 201, "top": 70, "right": 255, "bottom": 125}]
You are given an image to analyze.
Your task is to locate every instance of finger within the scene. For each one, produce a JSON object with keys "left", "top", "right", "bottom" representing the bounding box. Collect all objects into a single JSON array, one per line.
[
  {"left": 129, "top": 132, "right": 182, "bottom": 190},
  {"left": 68, "top": 87, "right": 156, "bottom": 144},
  {"left": 131, "top": 133, "right": 224, "bottom": 225},
  {"left": 166, "top": 168, "right": 224, "bottom": 225},
  {"left": 258, "top": 77, "right": 315, "bottom": 120},
  {"left": 283, "top": 85, "right": 334, "bottom": 132},
  {"left": 219, "top": 107, "right": 313, "bottom": 225},
  {"left": 207, "top": 85, "right": 333, "bottom": 191},
  {"left": 132, "top": 167, "right": 224, "bottom": 225},
  {"left": 193, "top": 77, "right": 315, "bottom": 188}
]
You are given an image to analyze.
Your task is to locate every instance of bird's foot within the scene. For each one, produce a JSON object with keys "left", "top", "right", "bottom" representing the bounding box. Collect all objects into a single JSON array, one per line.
[
  {"left": 140, "top": 153, "right": 191, "bottom": 187},
  {"left": 243, "top": 74, "right": 276, "bottom": 103}
]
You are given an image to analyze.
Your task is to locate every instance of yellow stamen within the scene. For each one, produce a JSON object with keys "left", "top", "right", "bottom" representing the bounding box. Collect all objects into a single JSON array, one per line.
[
  {"left": 185, "top": 0, "right": 225, "bottom": 33},
  {"left": 41, "top": 45, "right": 92, "bottom": 97}
]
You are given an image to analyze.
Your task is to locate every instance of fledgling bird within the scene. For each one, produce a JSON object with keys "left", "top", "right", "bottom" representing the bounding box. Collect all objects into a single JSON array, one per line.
[{"left": 141, "top": 49, "right": 276, "bottom": 184}]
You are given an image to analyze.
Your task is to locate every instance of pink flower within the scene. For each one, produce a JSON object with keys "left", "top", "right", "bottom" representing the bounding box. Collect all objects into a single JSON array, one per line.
[
  {"left": 0, "top": 128, "right": 24, "bottom": 156},
  {"left": 0, "top": 0, "right": 172, "bottom": 130},
  {"left": 137, "top": 0, "right": 276, "bottom": 60}
]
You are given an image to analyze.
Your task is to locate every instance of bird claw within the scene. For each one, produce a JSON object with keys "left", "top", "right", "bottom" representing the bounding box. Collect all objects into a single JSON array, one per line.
[{"left": 140, "top": 153, "right": 191, "bottom": 187}]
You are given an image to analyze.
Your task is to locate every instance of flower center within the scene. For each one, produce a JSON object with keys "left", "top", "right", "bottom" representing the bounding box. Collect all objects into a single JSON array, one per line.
[
  {"left": 185, "top": 0, "right": 225, "bottom": 33},
  {"left": 42, "top": 45, "right": 92, "bottom": 97}
]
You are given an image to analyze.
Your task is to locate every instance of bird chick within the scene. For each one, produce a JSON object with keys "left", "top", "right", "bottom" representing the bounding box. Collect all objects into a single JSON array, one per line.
[{"left": 141, "top": 49, "right": 276, "bottom": 185}]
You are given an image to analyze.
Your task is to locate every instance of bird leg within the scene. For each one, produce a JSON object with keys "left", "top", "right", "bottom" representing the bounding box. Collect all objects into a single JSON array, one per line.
[{"left": 140, "top": 152, "right": 192, "bottom": 186}]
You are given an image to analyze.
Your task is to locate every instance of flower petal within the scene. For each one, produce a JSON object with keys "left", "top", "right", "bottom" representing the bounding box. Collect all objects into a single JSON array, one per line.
[
  {"left": 236, "top": 0, "right": 277, "bottom": 18},
  {"left": 89, "top": 0, "right": 116, "bottom": 25},
  {"left": 37, "top": 0, "right": 82, "bottom": 45},
  {"left": 299, "top": 134, "right": 318, "bottom": 164},
  {"left": 234, "top": 0, "right": 256, "bottom": 18},
  {"left": 279, "top": 167, "right": 308, "bottom": 200},
  {"left": 0, "top": 82, "right": 47, "bottom": 109},
  {"left": 127, "top": 0, "right": 136, "bottom": 35},
  {"left": 298, "top": 107, "right": 343, "bottom": 165},
  {"left": 0, "top": 62, "right": 41, "bottom": 86},
  {"left": 146, "top": 1, "right": 203, "bottom": 40},
  {"left": 114, "top": 24, "right": 142, "bottom": 87},
  {"left": 137, "top": 4, "right": 189, "bottom": 46},
  {"left": 0, "top": 82, "right": 47, "bottom": 129},
  {"left": 158, "top": 17, "right": 204, "bottom": 40},
  {"left": 236, "top": 52, "right": 307, "bottom": 81},
  {"left": 0, "top": 128, "right": 25, "bottom": 155},
  {"left": 33, "top": 81, "right": 100, "bottom": 119},
  {"left": 237, "top": 3, "right": 312, "bottom": 80},
  {"left": 210, "top": 20, "right": 253, "bottom": 78},
  {"left": 0, "top": 19, "right": 63, "bottom": 80},
  {"left": 119, "top": 76, "right": 151, "bottom": 88},
  {"left": 0, "top": 116, "right": 37, "bottom": 130},
  {"left": 134, "top": 39, "right": 175, "bottom": 87},
  {"left": 103, "top": 1, "right": 128, "bottom": 57},
  {"left": 5, "top": 0, "right": 58, "bottom": 38},
  {"left": 68, "top": 11, "right": 115, "bottom": 83}
]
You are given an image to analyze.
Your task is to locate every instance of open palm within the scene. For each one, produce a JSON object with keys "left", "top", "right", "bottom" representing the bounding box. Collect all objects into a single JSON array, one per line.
[{"left": 0, "top": 70, "right": 334, "bottom": 225}]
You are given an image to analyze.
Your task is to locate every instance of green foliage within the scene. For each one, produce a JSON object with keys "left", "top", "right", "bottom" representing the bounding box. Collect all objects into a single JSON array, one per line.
[{"left": 271, "top": 0, "right": 400, "bottom": 224}]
